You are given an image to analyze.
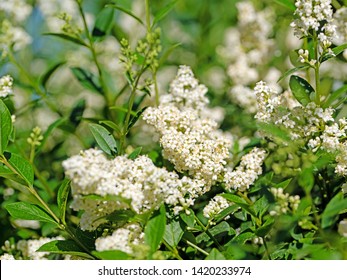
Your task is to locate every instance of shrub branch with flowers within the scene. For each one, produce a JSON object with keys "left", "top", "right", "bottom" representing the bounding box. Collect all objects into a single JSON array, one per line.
[{"left": 0, "top": 0, "right": 347, "bottom": 260}]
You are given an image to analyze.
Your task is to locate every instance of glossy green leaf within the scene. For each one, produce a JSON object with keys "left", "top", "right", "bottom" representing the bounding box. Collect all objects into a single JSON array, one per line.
[
  {"left": 0, "top": 99, "right": 13, "bottom": 155},
  {"left": 321, "top": 43, "right": 347, "bottom": 62},
  {"left": 277, "top": 65, "right": 310, "bottom": 82},
  {"left": 106, "top": 4, "right": 144, "bottom": 25},
  {"left": 289, "top": 75, "right": 314, "bottom": 106},
  {"left": 40, "top": 61, "right": 66, "bottom": 87},
  {"left": 163, "top": 219, "right": 184, "bottom": 248},
  {"left": 99, "top": 120, "right": 122, "bottom": 135},
  {"left": 92, "top": 7, "right": 114, "bottom": 39},
  {"left": 69, "top": 99, "right": 86, "bottom": 126},
  {"left": 0, "top": 165, "right": 27, "bottom": 185},
  {"left": 205, "top": 248, "right": 226, "bottom": 260},
  {"left": 257, "top": 122, "right": 291, "bottom": 142},
  {"left": 5, "top": 152, "right": 34, "bottom": 187},
  {"left": 128, "top": 107, "right": 148, "bottom": 131},
  {"left": 128, "top": 147, "right": 142, "bottom": 159},
  {"left": 222, "top": 194, "right": 257, "bottom": 217},
  {"left": 89, "top": 123, "right": 118, "bottom": 156},
  {"left": 44, "top": 33, "right": 88, "bottom": 47},
  {"left": 37, "top": 240, "right": 93, "bottom": 259},
  {"left": 321, "top": 192, "right": 347, "bottom": 229},
  {"left": 323, "top": 84, "right": 347, "bottom": 108},
  {"left": 71, "top": 67, "right": 102, "bottom": 94},
  {"left": 152, "top": 0, "right": 177, "bottom": 27},
  {"left": 255, "top": 217, "right": 275, "bottom": 237},
  {"left": 144, "top": 204, "right": 166, "bottom": 253},
  {"left": 57, "top": 179, "right": 70, "bottom": 224},
  {"left": 5, "top": 202, "right": 58, "bottom": 225},
  {"left": 92, "top": 250, "right": 129, "bottom": 260}
]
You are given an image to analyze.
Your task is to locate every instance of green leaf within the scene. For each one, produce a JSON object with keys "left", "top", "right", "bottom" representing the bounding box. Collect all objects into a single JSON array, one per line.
[
  {"left": 0, "top": 99, "right": 13, "bottom": 155},
  {"left": 128, "top": 107, "right": 148, "bottom": 131},
  {"left": 144, "top": 204, "right": 166, "bottom": 253},
  {"left": 274, "top": 0, "right": 296, "bottom": 11},
  {"left": 257, "top": 122, "right": 291, "bottom": 142},
  {"left": 37, "top": 240, "right": 93, "bottom": 259},
  {"left": 128, "top": 147, "right": 142, "bottom": 159},
  {"left": 255, "top": 217, "right": 275, "bottom": 237},
  {"left": 71, "top": 67, "right": 102, "bottom": 94},
  {"left": 253, "top": 196, "right": 269, "bottom": 218},
  {"left": 40, "top": 61, "right": 66, "bottom": 87},
  {"left": 69, "top": 99, "right": 86, "bottom": 126},
  {"left": 233, "top": 232, "right": 255, "bottom": 244},
  {"left": 289, "top": 75, "right": 314, "bottom": 106},
  {"left": 205, "top": 248, "right": 226, "bottom": 260},
  {"left": 321, "top": 192, "right": 347, "bottom": 229},
  {"left": 277, "top": 65, "right": 310, "bottom": 82},
  {"left": 321, "top": 43, "right": 347, "bottom": 62},
  {"left": 322, "top": 84, "right": 347, "bottom": 108},
  {"left": 99, "top": 120, "right": 122, "bottom": 135},
  {"left": 92, "top": 7, "right": 114, "bottom": 39},
  {"left": 222, "top": 194, "right": 257, "bottom": 217},
  {"left": 180, "top": 210, "right": 195, "bottom": 228},
  {"left": 5, "top": 202, "right": 58, "bottom": 225},
  {"left": 159, "top": 43, "right": 181, "bottom": 67},
  {"left": 92, "top": 250, "right": 129, "bottom": 260},
  {"left": 0, "top": 165, "right": 27, "bottom": 185},
  {"left": 44, "top": 33, "right": 88, "bottom": 47},
  {"left": 36, "top": 117, "right": 67, "bottom": 155},
  {"left": 163, "top": 219, "right": 184, "bottom": 248},
  {"left": 152, "top": 0, "right": 177, "bottom": 27},
  {"left": 5, "top": 152, "right": 34, "bottom": 187},
  {"left": 106, "top": 4, "right": 144, "bottom": 25},
  {"left": 89, "top": 123, "right": 118, "bottom": 156},
  {"left": 57, "top": 179, "right": 70, "bottom": 224},
  {"left": 298, "top": 168, "right": 314, "bottom": 194}
]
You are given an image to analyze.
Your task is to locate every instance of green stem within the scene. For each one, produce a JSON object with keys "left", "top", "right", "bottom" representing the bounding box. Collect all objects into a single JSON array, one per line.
[
  {"left": 183, "top": 239, "right": 209, "bottom": 256},
  {"left": 162, "top": 240, "right": 183, "bottom": 260},
  {"left": 263, "top": 239, "right": 272, "bottom": 260},
  {"left": 313, "top": 33, "right": 321, "bottom": 105},
  {"left": 194, "top": 213, "right": 224, "bottom": 252},
  {"left": 145, "top": 0, "right": 151, "bottom": 32},
  {"left": 8, "top": 51, "right": 59, "bottom": 114},
  {"left": 76, "top": 0, "right": 112, "bottom": 107}
]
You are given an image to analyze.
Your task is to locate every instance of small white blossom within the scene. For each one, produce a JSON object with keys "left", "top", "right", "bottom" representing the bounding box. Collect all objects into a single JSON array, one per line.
[
  {"left": 224, "top": 148, "right": 267, "bottom": 192},
  {"left": 203, "top": 195, "right": 232, "bottom": 220},
  {"left": 95, "top": 223, "right": 144, "bottom": 254},
  {"left": 0, "top": 75, "right": 13, "bottom": 97}
]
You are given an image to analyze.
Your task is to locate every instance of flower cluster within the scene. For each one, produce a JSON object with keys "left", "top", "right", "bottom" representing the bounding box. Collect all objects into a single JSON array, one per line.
[
  {"left": 217, "top": 1, "right": 279, "bottom": 113},
  {"left": 0, "top": 237, "right": 65, "bottom": 260},
  {"left": 0, "top": 0, "right": 32, "bottom": 23},
  {"left": 291, "top": 0, "right": 337, "bottom": 48},
  {"left": 95, "top": 223, "right": 144, "bottom": 254},
  {"left": 63, "top": 148, "right": 201, "bottom": 229},
  {"left": 203, "top": 195, "right": 232, "bottom": 220},
  {"left": 254, "top": 80, "right": 347, "bottom": 177},
  {"left": 0, "top": 19, "right": 32, "bottom": 57},
  {"left": 143, "top": 66, "right": 233, "bottom": 188},
  {"left": 269, "top": 188, "right": 300, "bottom": 216},
  {"left": 223, "top": 148, "right": 267, "bottom": 192},
  {"left": 0, "top": 75, "right": 13, "bottom": 98}
]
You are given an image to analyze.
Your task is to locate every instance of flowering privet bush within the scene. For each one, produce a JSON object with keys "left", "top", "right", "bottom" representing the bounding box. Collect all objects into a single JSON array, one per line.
[{"left": 0, "top": 0, "right": 347, "bottom": 260}]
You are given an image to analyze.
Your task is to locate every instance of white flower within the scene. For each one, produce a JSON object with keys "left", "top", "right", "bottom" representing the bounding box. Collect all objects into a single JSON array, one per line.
[
  {"left": 63, "top": 148, "right": 202, "bottom": 230},
  {"left": 95, "top": 223, "right": 144, "bottom": 254},
  {"left": 0, "top": 75, "right": 13, "bottom": 97},
  {"left": 338, "top": 219, "right": 347, "bottom": 237},
  {"left": 0, "top": 253, "right": 15, "bottom": 260},
  {"left": 291, "top": 0, "right": 337, "bottom": 46},
  {"left": 203, "top": 195, "right": 232, "bottom": 219},
  {"left": 0, "top": 0, "right": 32, "bottom": 23},
  {"left": 224, "top": 148, "right": 267, "bottom": 192},
  {"left": 17, "top": 236, "right": 64, "bottom": 260}
]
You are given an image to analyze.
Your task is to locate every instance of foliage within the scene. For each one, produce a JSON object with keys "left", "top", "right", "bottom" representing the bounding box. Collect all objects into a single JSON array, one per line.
[{"left": 0, "top": 0, "right": 347, "bottom": 260}]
